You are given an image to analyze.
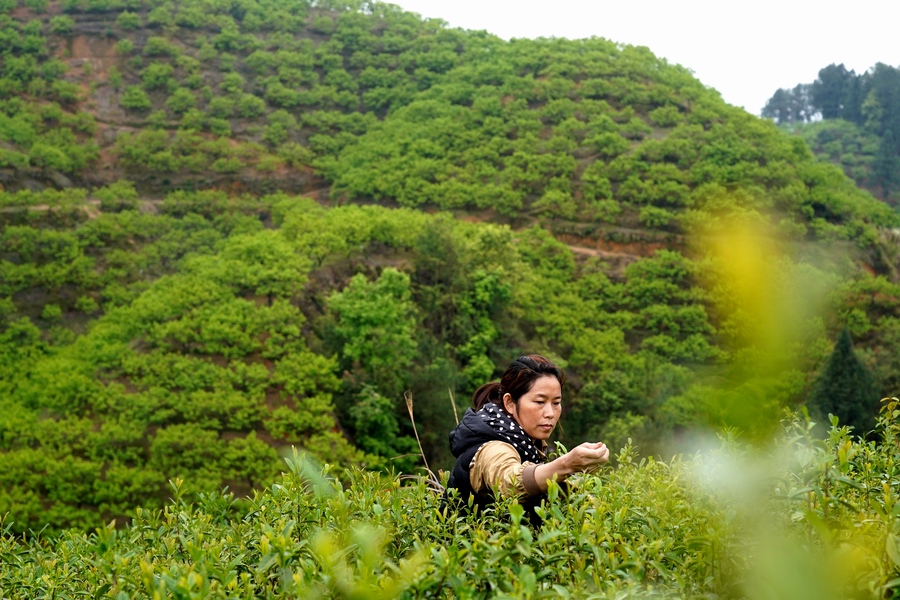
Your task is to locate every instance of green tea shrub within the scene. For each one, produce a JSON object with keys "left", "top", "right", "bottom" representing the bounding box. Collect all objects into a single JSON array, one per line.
[
  {"left": 114, "top": 10, "right": 139, "bottom": 29},
  {"left": 120, "top": 85, "right": 150, "bottom": 111},
  {"left": 4, "top": 409, "right": 900, "bottom": 598}
]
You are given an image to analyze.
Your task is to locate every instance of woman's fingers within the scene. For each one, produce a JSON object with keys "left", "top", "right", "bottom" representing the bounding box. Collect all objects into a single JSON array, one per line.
[
  {"left": 597, "top": 443, "right": 609, "bottom": 461},
  {"left": 572, "top": 442, "right": 609, "bottom": 470},
  {"left": 593, "top": 443, "right": 609, "bottom": 464}
]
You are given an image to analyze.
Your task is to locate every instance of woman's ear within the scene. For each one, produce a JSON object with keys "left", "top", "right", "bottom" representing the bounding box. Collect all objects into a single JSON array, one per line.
[{"left": 502, "top": 393, "right": 516, "bottom": 415}]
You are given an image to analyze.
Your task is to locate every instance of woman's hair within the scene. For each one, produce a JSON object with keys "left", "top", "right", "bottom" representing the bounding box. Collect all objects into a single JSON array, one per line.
[{"left": 471, "top": 354, "right": 566, "bottom": 411}]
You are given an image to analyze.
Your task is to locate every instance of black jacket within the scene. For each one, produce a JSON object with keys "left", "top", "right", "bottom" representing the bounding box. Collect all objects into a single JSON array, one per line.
[{"left": 445, "top": 407, "right": 551, "bottom": 523}]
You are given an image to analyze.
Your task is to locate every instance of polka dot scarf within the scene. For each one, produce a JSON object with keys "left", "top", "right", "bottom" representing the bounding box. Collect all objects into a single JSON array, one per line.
[{"left": 477, "top": 403, "right": 543, "bottom": 464}]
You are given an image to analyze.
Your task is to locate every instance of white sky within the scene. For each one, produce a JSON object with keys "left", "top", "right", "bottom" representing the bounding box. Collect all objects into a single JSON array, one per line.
[{"left": 386, "top": 0, "right": 899, "bottom": 116}]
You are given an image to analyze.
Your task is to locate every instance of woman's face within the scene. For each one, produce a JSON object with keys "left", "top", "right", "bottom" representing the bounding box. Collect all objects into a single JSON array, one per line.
[{"left": 503, "top": 375, "right": 562, "bottom": 441}]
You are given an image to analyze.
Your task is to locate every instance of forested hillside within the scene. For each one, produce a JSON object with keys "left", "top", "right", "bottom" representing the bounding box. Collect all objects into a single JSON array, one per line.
[
  {"left": 2, "top": 0, "right": 900, "bottom": 537},
  {"left": 763, "top": 62, "right": 900, "bottom": 203}
]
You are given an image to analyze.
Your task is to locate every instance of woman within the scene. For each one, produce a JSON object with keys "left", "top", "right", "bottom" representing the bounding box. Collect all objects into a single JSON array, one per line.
[{"left": 446, "top": 354, "right": 609, "bottom": 519}]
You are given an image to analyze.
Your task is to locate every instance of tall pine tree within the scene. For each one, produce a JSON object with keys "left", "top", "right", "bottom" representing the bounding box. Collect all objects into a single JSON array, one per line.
[
  {"left": 811, "top": 63, "right": 854, "bottom": 119},
  {"left": 808, "top": 329, "right": 880, "bottom": 436}
]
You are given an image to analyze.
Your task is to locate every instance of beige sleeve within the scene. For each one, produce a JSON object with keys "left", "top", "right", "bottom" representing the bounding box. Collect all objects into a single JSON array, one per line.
[{"left": 469, "top": 440, "right": 543, "bottom": 498}]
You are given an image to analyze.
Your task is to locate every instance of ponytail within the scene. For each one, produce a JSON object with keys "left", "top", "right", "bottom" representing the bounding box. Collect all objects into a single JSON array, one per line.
[{"left": 472, "top": 382, "right": 502, "bottom": 410}]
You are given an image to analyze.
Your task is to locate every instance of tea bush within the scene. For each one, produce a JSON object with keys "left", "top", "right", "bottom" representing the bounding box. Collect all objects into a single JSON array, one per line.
[{"left": 3, "top": 407, "right": 900, "bottom": 599}]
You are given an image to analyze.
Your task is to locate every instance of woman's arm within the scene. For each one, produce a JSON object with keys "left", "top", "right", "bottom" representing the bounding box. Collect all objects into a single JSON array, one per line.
[
  {"left": 524, "top": 442, "right": 610, "bottom": 494},
  {"left": 470, "top": 441, "right": 530, "bottom": 497}
]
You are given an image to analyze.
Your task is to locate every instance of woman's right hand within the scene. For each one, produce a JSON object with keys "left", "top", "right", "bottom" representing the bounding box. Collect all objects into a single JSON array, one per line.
[
  {"left": 563, "top": 442, "right": 610, "bottom": 473},
  {"left": 532, "top": 441, "right": 610, "bottom": 492}
]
